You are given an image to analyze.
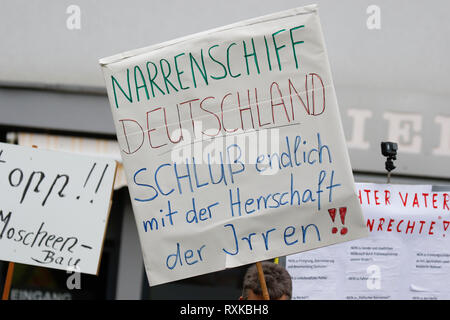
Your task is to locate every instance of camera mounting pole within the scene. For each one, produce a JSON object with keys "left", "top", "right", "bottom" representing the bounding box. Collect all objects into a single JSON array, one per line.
[{"left": 380, "top": 142, "right": 398, "bottom": 184}]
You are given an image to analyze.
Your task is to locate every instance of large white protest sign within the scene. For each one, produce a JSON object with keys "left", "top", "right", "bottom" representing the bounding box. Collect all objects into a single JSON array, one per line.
[
  {"left": 0, "top": 143, "right": 116, "bottom": 275},
  {"left": 287, "top": 183, "right": 450, "bottom": 300},
  {"left": 99, "top": 5, "right": 367, "bottom": 286}
]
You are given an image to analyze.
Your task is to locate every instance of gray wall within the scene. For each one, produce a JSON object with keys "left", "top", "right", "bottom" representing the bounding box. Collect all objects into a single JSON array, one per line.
[{"left": 0, "top": 0, "right": 447, "bottom": 94}]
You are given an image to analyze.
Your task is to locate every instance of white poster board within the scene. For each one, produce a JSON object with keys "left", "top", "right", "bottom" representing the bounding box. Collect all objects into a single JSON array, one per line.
[
  {"left": 286, "top": 183, "right": 450, "bottom": 300},
  {"left": 99, "top": 5, "right": 367, "bottom": 286},
  {"left": 0, "top": 143, "right": 117, "bottom": 275}
]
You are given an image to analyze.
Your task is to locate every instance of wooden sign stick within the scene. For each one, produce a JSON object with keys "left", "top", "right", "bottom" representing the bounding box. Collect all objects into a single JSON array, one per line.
[
  {"left": 255, "top": 262, "right": 270, "bottom": 300},
  {"left": 1, "top": 262, "right": 15, "bottom": 300}
]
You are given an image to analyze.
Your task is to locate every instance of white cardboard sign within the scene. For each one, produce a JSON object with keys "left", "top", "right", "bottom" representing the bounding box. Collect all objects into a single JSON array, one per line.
[
  {"left": 100, "top": 5, "right": 367, "bottom": 286},
  {"left": 0, "top": 143, "right": 116, "bottom": 275}
]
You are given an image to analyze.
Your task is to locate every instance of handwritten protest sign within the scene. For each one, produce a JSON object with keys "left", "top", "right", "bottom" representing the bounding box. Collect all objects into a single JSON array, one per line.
[
  {"left": 0, "top": 143, "right": 116, "bottom": 275},
  {"left": 99, "top": 5, "right": 368, "bottom": 286},
  {"left": 287, "top": 183, "right": 450, "bottom": 300}
]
